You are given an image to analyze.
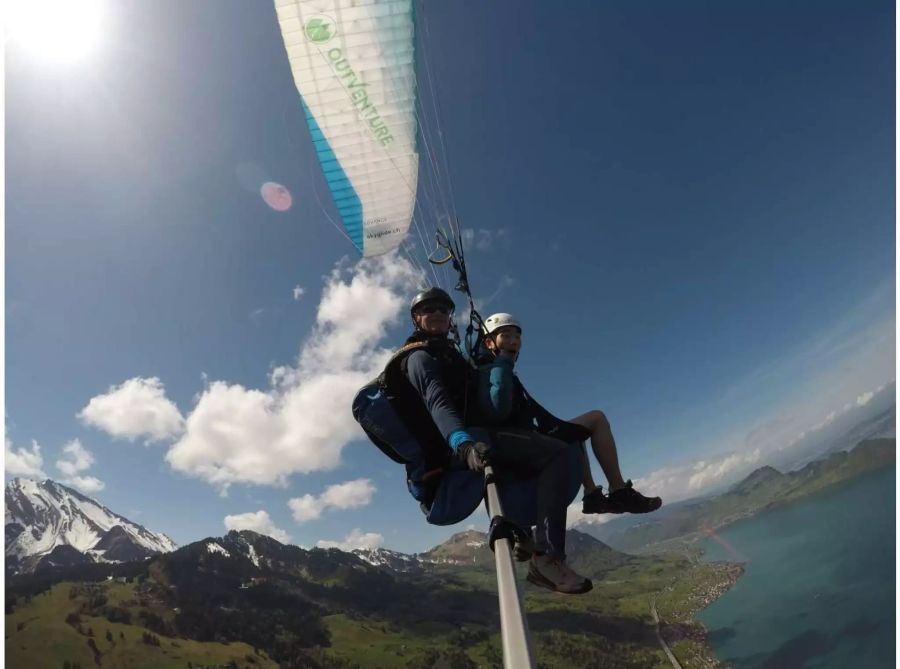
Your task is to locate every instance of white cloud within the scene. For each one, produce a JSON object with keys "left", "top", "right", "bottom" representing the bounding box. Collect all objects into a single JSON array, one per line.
[
  {"left": 575, "top": 375, "right": 892, "bottom": 525},
  {"left": 644, "top": 301, "right": 894, "bottom": 501},
  {"left": 293, "top": 285, "right": 305, "bottom": 300},
  {"left": 856, "top": 391, "right": 874, "bottom": 406},
  {"left": 5, "top": 438, "right": 46, "bottom": 478},
  {"left": 685, "top": 449, "right": 762, "bottom": 491},
  {"left": 54, "top": 440, "right": 106, "bottom": 493},
  {"left": 780, "top": 380, "right": 894, "bottom": 450},
  {"left": 54, "top": 439, "right": 105, "bottom": 493},
  {"left": 567, "top": 501, "right": 617, "bottom": 529},
  {"left": 572, "top": 448, "right": 766, "bottom": 519},
  {"left": 289, "top": 478, "right": 377, "bottom": 523},
  {"left": 320, "top": 479, "right": 376, "bottom": 508},
  {"left": 56, "top": 439, "right": 94, "bottom": 477},
  {"left": 649, "top": 449, "right": 760, "bottom": 500},
  {"left": 224, "top": 510, "right": 291, "bottom": 544},
  {"left": 63, "top": 475, "right": 105, "bottom": 494},
  {"left": 78, "top": 377, "right": 184, "bottom": 443},
  {"left": 316, "top": 528, "right": 384, "bottom": 551},
  {"left": 287, "top": 495, "right": 322, "bottom": 523},
  {"left": 165, "top": 254, "right": 422, "bottom": 492}
]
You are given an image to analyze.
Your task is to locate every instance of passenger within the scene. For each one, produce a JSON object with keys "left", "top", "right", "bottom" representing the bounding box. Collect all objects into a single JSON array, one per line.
[{"left": 478, "top": 313, "right": 662, "bottom": 516}]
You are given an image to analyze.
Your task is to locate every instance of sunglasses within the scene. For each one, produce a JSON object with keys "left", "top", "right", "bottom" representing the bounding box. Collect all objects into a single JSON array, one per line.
[{"left": 418, "top": 304, "right": 451, "bottom": 315}]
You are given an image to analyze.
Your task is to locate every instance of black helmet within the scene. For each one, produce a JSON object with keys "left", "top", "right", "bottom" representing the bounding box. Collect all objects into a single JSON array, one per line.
[{"left": 410, "top": 287, "right": 455, "bottom": 316}]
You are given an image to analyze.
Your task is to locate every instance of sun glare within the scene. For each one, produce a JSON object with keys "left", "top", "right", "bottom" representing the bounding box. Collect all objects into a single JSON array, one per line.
[{"left": 5, "top": 0, "right": 104, "bottom": 64}]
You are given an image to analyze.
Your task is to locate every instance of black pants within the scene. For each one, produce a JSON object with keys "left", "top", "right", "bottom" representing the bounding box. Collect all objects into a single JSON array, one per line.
[{"left": 488, "top": 428, "right": 570, "bottom": 558}]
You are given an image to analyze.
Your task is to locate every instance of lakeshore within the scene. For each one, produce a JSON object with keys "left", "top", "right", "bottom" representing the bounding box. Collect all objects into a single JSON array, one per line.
[{"left": 695, "top": 465, "right": 895, "bottom": 668}]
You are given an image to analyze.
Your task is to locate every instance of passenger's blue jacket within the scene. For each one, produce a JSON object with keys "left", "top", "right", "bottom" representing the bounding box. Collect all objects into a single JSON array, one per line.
[
  {"left": 474, "top": 350, "right": 591, "bottom": 443},
  {"left": 477, "top": 353, "right": 524, "bottom": 426}
]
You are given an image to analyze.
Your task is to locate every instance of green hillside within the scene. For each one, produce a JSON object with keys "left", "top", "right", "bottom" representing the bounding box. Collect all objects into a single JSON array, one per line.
[
  {"left": 6, "top": 530, "right": 738, "bottom": 668},
  {"left": 600, "top": 438, "right": 895, "bottom": 553},
  {"left": 6, "top": 581, "right": 279, "bottom": 669}
]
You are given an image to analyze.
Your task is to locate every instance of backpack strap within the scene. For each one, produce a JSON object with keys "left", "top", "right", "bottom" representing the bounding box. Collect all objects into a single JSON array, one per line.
[{"left": 379, "top": 341, "right": 454, "bottom": 477}]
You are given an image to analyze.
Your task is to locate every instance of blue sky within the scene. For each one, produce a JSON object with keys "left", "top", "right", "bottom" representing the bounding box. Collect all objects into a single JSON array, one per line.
[{"left": 4, "top": 0, "right": 895, "bottom": 554}]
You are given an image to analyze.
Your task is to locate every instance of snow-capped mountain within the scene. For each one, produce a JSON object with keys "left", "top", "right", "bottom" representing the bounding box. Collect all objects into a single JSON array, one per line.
[
  {"left": 352, "top": 546, "right": 423, "bottom": 573},
  {"left": 5, "top": 478, "right": 177, "bottom": 574}
]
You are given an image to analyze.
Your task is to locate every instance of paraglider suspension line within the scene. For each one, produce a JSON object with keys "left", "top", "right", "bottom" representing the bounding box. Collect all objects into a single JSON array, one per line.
[{"left": 428, "top": 224, "right": 486, "bottom": 361}]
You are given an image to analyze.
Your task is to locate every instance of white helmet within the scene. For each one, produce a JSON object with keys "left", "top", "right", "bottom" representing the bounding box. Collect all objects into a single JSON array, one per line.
[{"left": 483, "top": 313, "right": 522, "bottom": 336}]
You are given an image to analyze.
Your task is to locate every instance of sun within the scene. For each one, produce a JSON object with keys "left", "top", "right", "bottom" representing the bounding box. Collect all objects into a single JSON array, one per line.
[{"left": 5, "top": 0, "right": 105, "bottom": 64}]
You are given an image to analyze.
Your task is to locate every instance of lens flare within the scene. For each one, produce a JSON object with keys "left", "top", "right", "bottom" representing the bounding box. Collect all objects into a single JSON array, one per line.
[
  {"left": 7, "top": 0, "right": 104, "bottom": 64},
  {"left": 260, "top": 182, "right": 292, "bottom": 212},
  {"left": 703, "top": 526, "right": 748, "bottom": 562}
]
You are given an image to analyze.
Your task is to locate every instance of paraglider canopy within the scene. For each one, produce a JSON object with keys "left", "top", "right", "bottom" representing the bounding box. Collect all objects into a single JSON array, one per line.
[{"left": 274, "top": 0, "right": 419, "bottom": 257}]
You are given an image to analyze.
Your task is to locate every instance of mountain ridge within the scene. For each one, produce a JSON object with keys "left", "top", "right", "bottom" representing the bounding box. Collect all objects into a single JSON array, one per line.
[
  {"left": 5, "top": 477, "right": 177, "bottom": 575},
  {"left": 587, "top": 437, "right": 895, "bottom": 552}
]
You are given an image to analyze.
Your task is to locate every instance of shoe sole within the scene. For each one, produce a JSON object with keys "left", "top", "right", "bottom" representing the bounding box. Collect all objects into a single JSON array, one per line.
[
  {"left": 582, "top": 506, "right": 622, "bottom": 515},
  {"left": 526, "top": 570, "right": 593, "bottom": 595},
  {"left": 585, "top": 501, "right": 662, "bottom": 515},
  {"left": 624, "top": 500, "right": 663, "bottom": 514}
]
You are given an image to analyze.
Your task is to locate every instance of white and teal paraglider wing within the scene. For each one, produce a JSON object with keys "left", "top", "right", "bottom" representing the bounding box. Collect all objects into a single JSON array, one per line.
[{"left": 274, "top": 0, "right": 418, "bottom": 256}]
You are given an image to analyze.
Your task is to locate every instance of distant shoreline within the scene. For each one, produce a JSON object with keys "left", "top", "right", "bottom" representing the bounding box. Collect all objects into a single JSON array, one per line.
[
  {"left": 685, "top": 462, "right": 895, "bottom": 668},
  {"left": 700, "top": 456, "right": 896, "bottom": 544},
  {"left": 602, "top": 438, "right": 896, "bottom": 557},
  {"left": 645, "top": 453, "right": 896, "bottom": 668}
]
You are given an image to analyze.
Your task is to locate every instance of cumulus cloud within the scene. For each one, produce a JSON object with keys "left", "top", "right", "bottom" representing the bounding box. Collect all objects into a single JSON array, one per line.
[
  {"left": 78, "top": 377, "right": 184, "bottom": 443},
  {"left": 643, "top": 449, "right": 761, "bottom": 501},
  {"left": 573, "top": 447, "right": 763, "bottom": 527},
  {"left": 316, "top": 528, "right": 384, "bottom": 551},
  {"left": 780, "top": 379, "right": 895, "bottom": 451},
  {"left": 287, "top": 495, "right": 322, "bottom": 523},
  {"left": 224, "top": 510, "right": 291, "bottom": 544},
  {"left": 573, "top": 375, "right": 894, "bottom": 528},
  {"left": 288, "top": 479, "right": 376, "bottom": 523},
  {"left": 54, "top": 440, "right": 105, "bottom": 493},
  {"left": 856, "top": 391, "right": 874, "bottom": 406},
  {"left": 56, "top": 440, "right": 94, "bottom": 477},
  {"left": 566, "top": 500, "right": 617, "bottom": 529},
  {"left": 5, "top": 438, "right": 46, "bottom": 478},
  {"left": 63, "top": 476, "right": 105, "bottom": 494},
  {"left": 165, "top": 254, "right": 422, "bottom": 492},
  {"left": 293, "top": 285, "right": 305, "bottom": 300},
  {"left": 685, "top": 449, "right": 762, "bottom": 491},
  {"left": 320, "top": 479, "right": 377, "bottom": 508}
]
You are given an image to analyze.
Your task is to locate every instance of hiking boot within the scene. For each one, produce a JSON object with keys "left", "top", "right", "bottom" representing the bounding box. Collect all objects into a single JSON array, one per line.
[
  {"left": 581, "top": 487, "right": 612, "bottom": 514},
  {"left": 605, "top": 480, "right": 662, "bottom": 514},
  {"left": 526, "top": 554, "right": 593, "bottom": 595},
  {"left": 512, "top": 532, "right": 535, "bottom": 562}
]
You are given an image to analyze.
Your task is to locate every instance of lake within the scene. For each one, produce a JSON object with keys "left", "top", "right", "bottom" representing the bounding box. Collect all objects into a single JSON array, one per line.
[{"left": 697, "top": 465, "right": 895, "bottom": 668}]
